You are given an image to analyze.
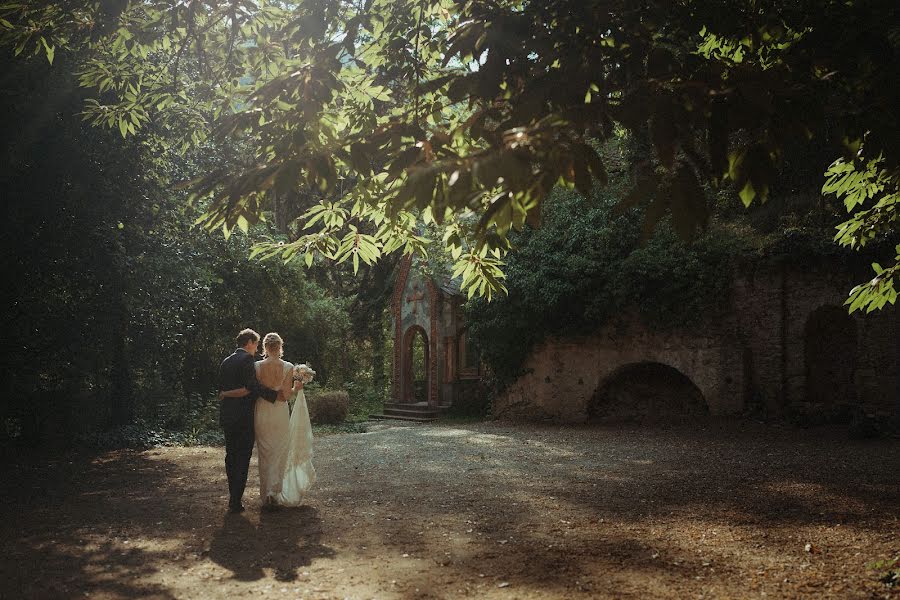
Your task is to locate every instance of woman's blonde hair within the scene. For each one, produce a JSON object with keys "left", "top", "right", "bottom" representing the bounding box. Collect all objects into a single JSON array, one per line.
[{"left": 262, "top": 332, "right": 284, "bottom": 358}]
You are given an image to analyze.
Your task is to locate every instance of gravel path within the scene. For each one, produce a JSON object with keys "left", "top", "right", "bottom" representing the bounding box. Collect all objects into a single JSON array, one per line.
[{"left": 2, "top": 419, "right": 898, "bottom": 599}]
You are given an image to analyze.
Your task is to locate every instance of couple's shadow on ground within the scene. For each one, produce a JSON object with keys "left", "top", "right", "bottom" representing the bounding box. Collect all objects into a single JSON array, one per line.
[{"left": 208, "top": 505, "right": 335, "bottom": 582}]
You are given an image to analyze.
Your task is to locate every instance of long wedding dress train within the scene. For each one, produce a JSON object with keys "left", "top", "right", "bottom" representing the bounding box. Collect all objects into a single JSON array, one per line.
[
  {"left": 254, "top": 360, "right": 316, "bottom": 506},
  {"left": 276, "top": 388, "right": 317, "bottom": 506}
]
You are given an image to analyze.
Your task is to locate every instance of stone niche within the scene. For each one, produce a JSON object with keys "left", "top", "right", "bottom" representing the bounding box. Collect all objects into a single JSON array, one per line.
[{"left": 390, "top": 257, "right": 483, "bottom": 408}]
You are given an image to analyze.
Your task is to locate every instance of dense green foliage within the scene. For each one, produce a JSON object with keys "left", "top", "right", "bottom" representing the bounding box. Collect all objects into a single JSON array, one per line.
[
  {"left": 1, "top": 0, "right": 898, "bottom": 308},
  {"left": 466, "top": 181, "right": 746, "bottom": 384},
  {"left": 0, "top": 54, "right": 390, "bottom": 447},
  {"left": 306, "top": 388, "right": 350, "bottom": 425}
]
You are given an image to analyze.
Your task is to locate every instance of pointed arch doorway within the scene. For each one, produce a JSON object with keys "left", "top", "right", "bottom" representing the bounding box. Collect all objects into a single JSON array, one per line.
[{"left": 401, "top": 325, "right": 430, "bottom": 404}]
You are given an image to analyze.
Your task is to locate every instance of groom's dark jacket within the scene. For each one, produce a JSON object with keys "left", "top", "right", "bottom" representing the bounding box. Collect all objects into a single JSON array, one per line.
[{"left": 218, "top": 348, "right": 278, "bottom": 428}]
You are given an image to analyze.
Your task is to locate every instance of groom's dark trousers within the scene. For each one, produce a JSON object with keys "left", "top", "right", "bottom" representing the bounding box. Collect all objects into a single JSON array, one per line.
[{"left": 218, "top": 348, "right": 278, "bottom": 509}]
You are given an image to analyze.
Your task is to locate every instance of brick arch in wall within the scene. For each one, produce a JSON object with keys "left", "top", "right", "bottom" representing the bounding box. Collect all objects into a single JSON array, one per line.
[
  {"left": 492, "top": 325, "right": 745, "bottom": 422},
  {"left": 400, "top": 324, "right": 429, "bottom": 403},
  {"left": 588, "top": 360, "right": 709, "bottom": 421},
  {"left": 579, "top": 343, "right": 729, "bottom": 419}
]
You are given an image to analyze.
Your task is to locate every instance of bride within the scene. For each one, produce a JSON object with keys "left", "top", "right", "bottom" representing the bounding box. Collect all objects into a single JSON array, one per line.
[{"left": 220, "top": 332, "right": 316, "bottom": 508}]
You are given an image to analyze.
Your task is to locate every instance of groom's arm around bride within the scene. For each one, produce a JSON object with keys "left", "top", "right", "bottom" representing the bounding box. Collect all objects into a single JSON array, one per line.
[{"left": 218, "top": 328, "right": 278, "bottom": 513}]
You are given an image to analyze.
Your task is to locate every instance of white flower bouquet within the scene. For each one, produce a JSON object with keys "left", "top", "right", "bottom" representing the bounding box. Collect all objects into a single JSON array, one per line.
[{"left": 293, "top": 363, "right": 316, "bottom": 385}]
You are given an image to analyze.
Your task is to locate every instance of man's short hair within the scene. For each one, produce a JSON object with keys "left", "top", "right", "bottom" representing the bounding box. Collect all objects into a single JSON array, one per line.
[{"left": 236, "top": 328, "right": 261, "bottom": 347}]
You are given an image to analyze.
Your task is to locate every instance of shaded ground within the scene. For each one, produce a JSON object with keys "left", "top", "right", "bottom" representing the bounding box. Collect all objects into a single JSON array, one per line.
[{"left": 1, "top": 420, "right": 898, "bottom": 599}]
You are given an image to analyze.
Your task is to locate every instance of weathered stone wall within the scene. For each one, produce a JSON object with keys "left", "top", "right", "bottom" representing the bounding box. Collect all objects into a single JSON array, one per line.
[
  {"left": 437, "top": 294, "right": 462, "bottom": 407},
  {"left": 803, "top": 273, "right": 899, "bottom": 416},
  {"left": 494, "top": 261, "right": 900, "bottom": 423},
  {"left": 494, "top": 319, "right": 746, "bottom": 422},
  {"left": 734, "top": 261, "right": 899, "bottom": 416},
  {"left": 731, "top": 263, "right": 786, "bottom": 414}
]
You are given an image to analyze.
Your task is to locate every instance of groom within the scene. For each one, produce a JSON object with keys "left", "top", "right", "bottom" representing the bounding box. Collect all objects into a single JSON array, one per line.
[{"left": 218, "top": 328, "right": 279, "bottom": 513}]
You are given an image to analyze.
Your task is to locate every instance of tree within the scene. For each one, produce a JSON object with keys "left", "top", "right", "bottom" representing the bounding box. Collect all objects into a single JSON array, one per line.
[
  {"left": 2, "top": 0, "right": 897, "bottom": 310},
  {"left": 0, "top": 47, "right": 373, "bottom": 445}
]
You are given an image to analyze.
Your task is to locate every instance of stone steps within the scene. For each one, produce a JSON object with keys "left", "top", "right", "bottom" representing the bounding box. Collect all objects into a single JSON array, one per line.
[
  {"left": 382, "top": 401, "right": 429, "bottom": 409},
  {"left": 368, "top": 413, "right": 436, "bottom": 423},
  {"left": 369, "top": 402, "right": 447, "bottom": 423}
]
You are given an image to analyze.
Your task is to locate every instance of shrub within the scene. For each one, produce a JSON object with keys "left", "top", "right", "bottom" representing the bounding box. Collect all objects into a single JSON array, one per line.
[
  {"left": 306, "top": 389, "right": 349, "bottom": 424},
  {"left": 343, "top": 381, "right": 388, "bottom": 422}
]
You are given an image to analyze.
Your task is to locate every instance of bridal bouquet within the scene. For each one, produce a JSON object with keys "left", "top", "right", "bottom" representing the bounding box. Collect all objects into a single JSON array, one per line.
[{"left": 293, "top": 363, "right": 316, "bottom": 384}]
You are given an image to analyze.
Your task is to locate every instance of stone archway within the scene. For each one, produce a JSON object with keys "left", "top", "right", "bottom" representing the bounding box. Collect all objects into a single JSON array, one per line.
[
  {"left": 401, "top": 326, "right": 429, "bottom": 403},
  {"left": 588, "top": 361, "right": 709, "bottom": 422},
  {"left": 804, "top": 305, "right": 857, "bottom": 411}
]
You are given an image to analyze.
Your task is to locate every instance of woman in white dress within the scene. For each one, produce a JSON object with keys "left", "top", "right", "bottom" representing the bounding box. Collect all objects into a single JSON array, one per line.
[{"left": 220, "top": 332, "right": 316, "bottom": 508}]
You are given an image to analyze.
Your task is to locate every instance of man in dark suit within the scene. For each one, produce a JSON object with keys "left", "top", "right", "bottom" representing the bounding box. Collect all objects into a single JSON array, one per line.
[{"left": 218, "top": 328, "right": 279, "bottom": 513}]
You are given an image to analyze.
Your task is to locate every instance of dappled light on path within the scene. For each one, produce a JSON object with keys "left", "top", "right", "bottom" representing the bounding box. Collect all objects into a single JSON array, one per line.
[{"left": 1, "top": 421, "right": 897, "bottom": 598}]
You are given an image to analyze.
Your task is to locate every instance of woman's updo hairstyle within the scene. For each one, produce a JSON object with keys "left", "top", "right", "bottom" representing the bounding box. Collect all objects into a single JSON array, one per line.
[{"left": 262, "top": 332, "right": 284, "bottom": 358}]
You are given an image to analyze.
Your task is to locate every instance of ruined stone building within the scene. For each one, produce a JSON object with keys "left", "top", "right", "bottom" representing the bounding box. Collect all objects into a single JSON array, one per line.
[
  {"left": 387, "top": 255, "right": 898, "bottom": 424},
  {"left": 385, "top": 257, "right": 483, "bottom": 420},
  {"left": 494, "top": 260, "right": 899, "bottom": 424}
]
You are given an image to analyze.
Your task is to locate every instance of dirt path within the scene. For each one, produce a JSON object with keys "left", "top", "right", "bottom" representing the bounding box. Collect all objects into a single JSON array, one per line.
[{"left": 2, "top": 420, "right": 898, "bottom": 599}]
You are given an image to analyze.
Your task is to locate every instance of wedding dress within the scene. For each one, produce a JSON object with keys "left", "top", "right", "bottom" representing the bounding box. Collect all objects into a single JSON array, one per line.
[{"left": 254, "top": 359, "right": 316, "bottom": 506}]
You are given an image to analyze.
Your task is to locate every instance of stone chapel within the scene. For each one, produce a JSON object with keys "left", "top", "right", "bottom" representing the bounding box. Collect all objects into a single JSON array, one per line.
[{"left": 382, "top": 256, "right": 483, "bottom": 420}]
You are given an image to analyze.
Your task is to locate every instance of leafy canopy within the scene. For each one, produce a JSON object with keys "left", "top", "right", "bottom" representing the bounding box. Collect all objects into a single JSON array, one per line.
[{"left": 2, "top": 0, "right": 898, "bottom": 309}]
